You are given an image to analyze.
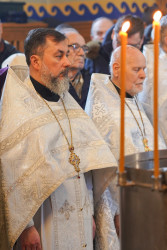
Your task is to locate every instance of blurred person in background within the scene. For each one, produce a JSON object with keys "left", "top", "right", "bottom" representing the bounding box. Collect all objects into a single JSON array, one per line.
[
  {"left": 0, "top": 20, "right": 19, "bottom": 68},
  {"left": 142, "top": 5, "right": 159, "bottom": 44},
  {"left": 138, "top": 15, "right": 167, "bottom": 145},
  {"left": 56, "top": 25, "right": 91, "bottom": 109},
  {"left": 85, "top": 14, "right": 145, "bottom": 75},
  {"left": 90, "top": 17, "right": 114, "bottom": 42}
]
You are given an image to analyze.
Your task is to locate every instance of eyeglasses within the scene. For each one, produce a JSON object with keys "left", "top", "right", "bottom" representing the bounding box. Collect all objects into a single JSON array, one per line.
[{"left": 68, "top": 43, "right": 89, "bottom": 53}]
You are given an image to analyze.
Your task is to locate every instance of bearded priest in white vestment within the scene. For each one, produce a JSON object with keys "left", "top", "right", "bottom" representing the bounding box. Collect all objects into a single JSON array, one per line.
[
  {"left": 0, "top": 29, "right": 118, "bottom": 250},
  {"left": 85, "top": 45, "right": 166, "bottom": 250}
]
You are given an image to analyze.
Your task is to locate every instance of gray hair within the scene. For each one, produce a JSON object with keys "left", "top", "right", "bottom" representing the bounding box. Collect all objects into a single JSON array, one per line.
[
  {"left": 61, "top": 28, "right": 79, "bottom": 35},
  {"left": 55, "top": 23, "right": 79, "bottom": 35}
]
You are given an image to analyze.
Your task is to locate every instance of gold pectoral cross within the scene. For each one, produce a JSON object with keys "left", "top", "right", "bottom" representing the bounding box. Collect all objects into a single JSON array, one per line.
[
  {"left": 69, "top": 146, "right": 81, "bottom": 177},
  {"left": 143, "top": 138, "right": 151, "bottom": 152}
]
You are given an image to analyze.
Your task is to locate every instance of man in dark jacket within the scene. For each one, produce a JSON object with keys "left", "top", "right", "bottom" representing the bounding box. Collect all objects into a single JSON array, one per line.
[{"left": 85, "top": 14, "right": 145, "bottom": 75}]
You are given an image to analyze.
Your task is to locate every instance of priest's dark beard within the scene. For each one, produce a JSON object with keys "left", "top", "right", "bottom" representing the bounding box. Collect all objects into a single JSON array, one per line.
[{"left": 41, "top": 64, "right": 69, "bottom": 96}]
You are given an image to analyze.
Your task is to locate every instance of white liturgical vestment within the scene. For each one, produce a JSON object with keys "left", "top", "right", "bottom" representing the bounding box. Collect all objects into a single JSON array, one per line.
[
  {"left": 85, "top": 73, "right": 166, "bottom": 161},
  {"left": 138, "top": 44, "right": 167, "bottom": 144},
  {"left": 0, "top": 66, "right": 118, "bottom": 250},
  {"left": 85, "top": 73, "right": 166, "bottom": 250}
]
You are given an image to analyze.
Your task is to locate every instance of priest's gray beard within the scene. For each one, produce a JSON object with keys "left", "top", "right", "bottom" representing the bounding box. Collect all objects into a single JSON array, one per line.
[{"left": 41, "top": 63, "right": 69, "bottom": 96}]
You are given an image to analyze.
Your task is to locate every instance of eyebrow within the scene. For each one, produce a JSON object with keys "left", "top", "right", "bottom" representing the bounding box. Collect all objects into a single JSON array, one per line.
[
  {"left": 56, "top": 49, "right": 65, "bottom": 54},
  {"left": 53, "top": 50, "right": 66, "bottom": 56},
  {"left": 132, "top": 66, "right": 146, "bottom": 70}
]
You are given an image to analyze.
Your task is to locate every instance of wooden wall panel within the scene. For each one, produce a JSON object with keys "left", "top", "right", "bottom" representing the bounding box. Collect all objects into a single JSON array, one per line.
[
  {"left": 2, "top": 20, "right": 92, "bottom": 53},
  {"left": 2, "top": 22, "right": 48, "bottom": 52},
  {"left": 68, "top": 21, "right": 92, "bottom": 42}
]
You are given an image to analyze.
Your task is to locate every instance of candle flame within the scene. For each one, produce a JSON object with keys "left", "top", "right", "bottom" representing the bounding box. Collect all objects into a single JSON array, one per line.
[
  {"left": 121, "top": 21, "right": 130, "bottom": 33},
  {"left": 153, "top": 10, "right": 162, "bottom": 22}
]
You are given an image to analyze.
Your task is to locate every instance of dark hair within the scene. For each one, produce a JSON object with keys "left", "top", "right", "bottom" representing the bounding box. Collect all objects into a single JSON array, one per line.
[
  {"left": 24, "top": 28, "right": 66, "bottom": 65},
  {"left": 114, "top": 14, "right": 144, "bottom": 39},
  {"left": 142, "top": 5, "right": 159, "bottom": 26}
]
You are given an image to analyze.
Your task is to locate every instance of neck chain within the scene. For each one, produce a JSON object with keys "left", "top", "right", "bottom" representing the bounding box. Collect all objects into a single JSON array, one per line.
[
  {"left": 37, "top": 93, "right": 81, "bottom": 177},
  {"left": 125, "top": 97, "right": 151, "bottom": 152}
]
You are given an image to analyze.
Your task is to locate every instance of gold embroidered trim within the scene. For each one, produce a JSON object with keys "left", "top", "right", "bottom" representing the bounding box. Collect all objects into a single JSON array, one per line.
[
  {"left": 8, "top": 172, "right": 79, "bottom": 248},
  {"left": 0, "top": 110, "right": 87, "bottom": 155},
  {"left": 4, "top": 160, "right": 114, "bottom": 248},
  {"left": 74, "top": 178, "right": 86, "bottom": 247},
  {"left": 4, "top": 157, "right": 45, "bottom": 197}
]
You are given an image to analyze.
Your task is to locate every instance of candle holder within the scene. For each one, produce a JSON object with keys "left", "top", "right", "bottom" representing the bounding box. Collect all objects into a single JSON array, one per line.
[
  {"left": 151, "top": 174, "right": 162, "bottom": 190},
  {"left": 118, "top": 170, "right": 127, "bottom": 186}
]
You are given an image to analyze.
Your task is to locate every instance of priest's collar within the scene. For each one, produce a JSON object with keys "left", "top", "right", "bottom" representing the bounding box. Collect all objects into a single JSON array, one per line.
[
  {"left": 30, "top": 76, "right": 60, "bottom": 102},
  {"left": 109, "top": 77, "right": 133, "bottom": 98}
]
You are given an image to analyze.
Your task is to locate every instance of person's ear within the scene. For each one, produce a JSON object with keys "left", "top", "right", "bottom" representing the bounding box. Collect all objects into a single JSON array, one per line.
[
  {"left": 113, "top": 62, "right": 120, "bottom": 78},
  {"left": 30, "top": 55, "right": 41, "bottom": 70}
]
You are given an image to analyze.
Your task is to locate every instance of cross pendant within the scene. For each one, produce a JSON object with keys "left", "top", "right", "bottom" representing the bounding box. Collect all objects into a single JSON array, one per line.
[
  {"left": 143, "top": 138, "right": 151, "bottom": 152},
  {"left": 69, "top": 146, "right": 81, "bottom": 175}
]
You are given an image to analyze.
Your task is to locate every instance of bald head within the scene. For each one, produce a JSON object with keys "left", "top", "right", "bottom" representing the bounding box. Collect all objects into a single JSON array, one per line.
[
  {"left": 91, "top": 17, "right": 114, "bottom": 42},
  {"left": 110, "top": 45, "right": 146, "bottom": 96}
]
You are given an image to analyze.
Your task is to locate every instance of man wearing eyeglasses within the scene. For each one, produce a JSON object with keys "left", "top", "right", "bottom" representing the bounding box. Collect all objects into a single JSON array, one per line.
[{"left": 55, "top": 26, "right": 91, "bottom": 109}]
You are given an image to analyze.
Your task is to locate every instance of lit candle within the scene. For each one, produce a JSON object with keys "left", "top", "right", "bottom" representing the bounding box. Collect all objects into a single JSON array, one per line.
[
  {"left": 119, "top": 21, "right": 130, "bottom": 174},
  {"left": 153, "top": 11, "right": 162, "bottom": 178}
]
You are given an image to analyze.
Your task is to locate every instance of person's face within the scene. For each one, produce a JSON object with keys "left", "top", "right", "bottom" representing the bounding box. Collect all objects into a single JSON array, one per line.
[
  {"left": 66, "top": 32, "right": 87, "bottom": 71},
  {"left": 40, "top": 38, "right": 70, "bottom": 78},
  {"left": 31, "top": 38, "right": 71, "bottom": 95},
  {"left": 91, "top": 19, "right": 113, "bottom": 42},
  {"left": 124, "top": 50, "right": 146, "bottom": 96},
  {"left": 112, "top": 31, "right": 143, "bottom": 50}
]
